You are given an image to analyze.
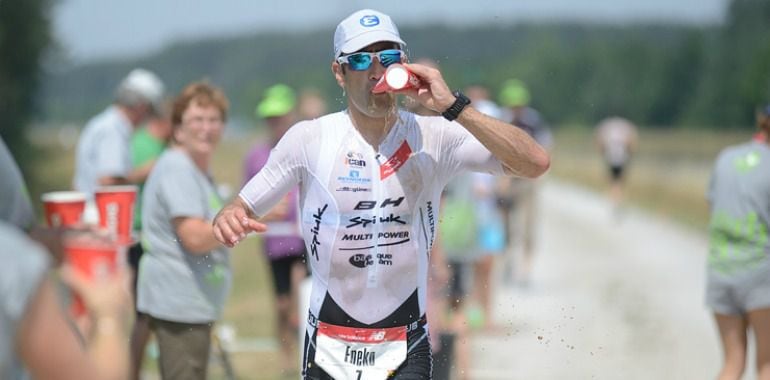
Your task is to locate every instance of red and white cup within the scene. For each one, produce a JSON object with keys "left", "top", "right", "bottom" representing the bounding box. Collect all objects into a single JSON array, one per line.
[
  {"left": 41, "top": 191, "right": 86, "bottom": 228},
  {"left": 94, "top": 185, "right": 137, "bottom": 245},
  {"left": 372, "top": 64, "right": 422, "bottom": 94},
  {"left": 63, "top": 230, "right": 122, "bottom": 317}
]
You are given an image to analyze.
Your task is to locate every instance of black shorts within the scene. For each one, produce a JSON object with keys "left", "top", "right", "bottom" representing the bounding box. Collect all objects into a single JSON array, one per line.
[
  {"left": 269, "top": 252, "right": 308, "bottom": 296},
  {"left": 127, "top": 242, "right": 144, "bottom": 313},
  {"left": 609, "top": 164, "right": 625, "bottom": 181},
  {"left": 127, "top": 242, "right": 143, "bottom": 289},
  {"left": 447, "top": 260, "right": 467, "bottom": 306}
]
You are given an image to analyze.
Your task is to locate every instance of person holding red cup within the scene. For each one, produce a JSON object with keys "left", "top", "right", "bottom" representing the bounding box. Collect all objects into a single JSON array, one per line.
[{"left": 0, "top": 221, "right": 131, "bottom": 380}]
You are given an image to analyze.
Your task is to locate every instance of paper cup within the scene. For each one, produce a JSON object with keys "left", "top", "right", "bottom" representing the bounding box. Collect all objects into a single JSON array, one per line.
[
  {"left": 95, "top": 185, "right": 137, "bottom": 245},
  {"left": 63, "top": 231, "right": 122, "bottom": 316},
  {"left": 372, "top": 64, "right": 421, "bottom": 94},
  {"left": 41, "top": 191, "right": 86, "bottom": 227}
]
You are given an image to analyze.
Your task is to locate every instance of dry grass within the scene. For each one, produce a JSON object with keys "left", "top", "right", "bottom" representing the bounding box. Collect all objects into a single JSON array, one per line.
[{"left": 550, "top": 127, "right": 752, "bottom": 229}]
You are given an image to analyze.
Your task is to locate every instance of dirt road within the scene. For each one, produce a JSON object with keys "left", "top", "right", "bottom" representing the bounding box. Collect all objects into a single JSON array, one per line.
[{"left": 469, "top": 180, "right": 734, "bottom": 380}]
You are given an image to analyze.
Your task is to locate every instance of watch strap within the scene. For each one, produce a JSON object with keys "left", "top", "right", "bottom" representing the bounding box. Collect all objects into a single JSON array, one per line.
[{"left": 442, "top": 91, "right": 471, "bottom": 121}]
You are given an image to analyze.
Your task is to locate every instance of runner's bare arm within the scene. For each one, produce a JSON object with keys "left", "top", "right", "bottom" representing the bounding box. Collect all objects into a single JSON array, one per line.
[
  {"left": 212, "top": 197, "right": 267, "bottom": 247},
  {"left": 400, "top": 63, "right": 550, "bottom": 178},
  {"left": 455, "top": 107, "right": 549, "bottom": 177}
]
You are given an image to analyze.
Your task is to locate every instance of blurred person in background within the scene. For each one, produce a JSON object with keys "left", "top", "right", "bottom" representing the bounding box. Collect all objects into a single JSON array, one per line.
[
  {"left": 137, "top": 81, "right": 240, "bottom": 380},
  {"left": 297, "top": 87, "right": 328, "bottom": 120},
  {"left": 0, "top": 137, "right": 35, "bottom": 231},
  {"left": 464, "top": 85, "right": 506, "bottom": 330},
  {"left": 73, "top": 68, "right": 165, "bottom": 222},
  {"left": 0, "top": 221, "right": 131, "bottom": 380},
  {"left": 439, "top": 178, "right": 478, "bottom": 380},
  {"left": 72, "top": 69, "right": 165, "bottom": 357},
  {"left": 129, "top": 99, "right": 173, "bottom": 380},
  {"left": 243, "top": 83, "right": 309, "bottom": 375},
  {"left": 403, "top": 56, "right": 467, "bottom": 377},
  {"left": 706, "top": 104, "right": 770, "bottom": 380},
  {"left": 212, "top": 8, "right": 549, "bottom": 379},
  {"left": 497, "top": 79, "right": 553, "bottom": 285},
  {"left": 1, "top": 136, "right": 69, "bottom": 265},
  {"left": 595, "top": 116, "right": 638, "bottom": 215}
]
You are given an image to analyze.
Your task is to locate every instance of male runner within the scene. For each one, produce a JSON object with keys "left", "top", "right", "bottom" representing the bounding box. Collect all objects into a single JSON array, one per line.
[{"left": 213, "top": 9, "right": 549, "bottom": 379}]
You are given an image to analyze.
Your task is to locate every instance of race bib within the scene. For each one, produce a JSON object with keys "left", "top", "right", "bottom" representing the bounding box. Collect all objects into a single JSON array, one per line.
[{"left": 315, "top": 321, "right": 407, "bottom": 380}]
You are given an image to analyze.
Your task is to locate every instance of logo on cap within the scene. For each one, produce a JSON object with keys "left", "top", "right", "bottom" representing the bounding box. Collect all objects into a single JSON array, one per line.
[{"left": 360, "top": 15, "right": 380, "bottom": 27}]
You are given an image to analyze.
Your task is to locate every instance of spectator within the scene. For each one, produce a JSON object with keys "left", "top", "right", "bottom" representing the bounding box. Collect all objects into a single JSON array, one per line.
[
  {"left": 137, "top": 81, "right": 241, "bottom": 380},
  {"left": 243, "top": 83, "right": 309, "bottom": 375},
  {"left": 128, "top": 99, "right": 172, "bottom": 380},
  {"left": 705, "top": 104, "right": 770, "bottom": 380},
  {"left": 497, "top": 78, "right": 552, "bottom": 285},
  {"left": 0, "top": 221, "right": 131, "bottom": 380}
]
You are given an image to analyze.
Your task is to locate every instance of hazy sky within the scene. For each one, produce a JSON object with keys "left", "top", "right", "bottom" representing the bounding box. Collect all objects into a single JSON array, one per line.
[{"left": 53, "top": 0, "right": 729, "bottom": 63}]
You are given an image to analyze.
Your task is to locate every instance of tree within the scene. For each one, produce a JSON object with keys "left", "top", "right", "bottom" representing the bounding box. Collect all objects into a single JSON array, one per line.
[
  {"left": 0, "top": 0, "right": 54, "bottom": 168},
  {"left": 684, "top": 0, "right": 770, "bottom": 127}
]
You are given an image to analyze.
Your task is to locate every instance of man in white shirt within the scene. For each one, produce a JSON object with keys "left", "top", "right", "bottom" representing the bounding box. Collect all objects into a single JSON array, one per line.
[{"left": 73, "top": 68, "right": 164, "bottom": 204}]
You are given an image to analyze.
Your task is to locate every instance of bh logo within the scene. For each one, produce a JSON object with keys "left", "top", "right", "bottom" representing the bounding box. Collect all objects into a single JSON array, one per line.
[{"left": 360, "top": 15, "right": 380, "bottom": 27}]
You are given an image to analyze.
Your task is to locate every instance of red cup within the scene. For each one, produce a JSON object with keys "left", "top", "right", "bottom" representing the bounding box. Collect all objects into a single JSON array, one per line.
[
  {"left": 372, "top": 64, "right": 422, "bottom": 94},
  {"left": 63, "top": 231, "right": 122, "bottom": 316},
  {"left": 41, "top": 191, "right": 86, "bottom": 227},
  {"left": 95, "top": 185, "right": 137, "bottom": 245}
]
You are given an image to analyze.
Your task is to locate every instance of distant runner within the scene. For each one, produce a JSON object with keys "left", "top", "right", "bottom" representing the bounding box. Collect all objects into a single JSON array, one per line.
[{"left": 595, "top": 116, "right": 638, "bottom": 213}]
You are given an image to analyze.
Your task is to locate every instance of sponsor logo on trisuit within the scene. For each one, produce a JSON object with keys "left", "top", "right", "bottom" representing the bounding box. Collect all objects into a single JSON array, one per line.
[
  {"left": 335, "top": 186, "right": 371, "bottom": 193},
  {"left": 346, "top": 214, "right": 405, "bottom": 228},
  {"left": 353, "top": 197, "right": 404, "bottom": 210},
  {"left": 340, "top": 231, "right": 410, "bottom": 251},
  {"left": 345, "top": 151, "right": 367, "bottom": 168},
  {"left": 348, "top": 253, "right": 393, "bottom": 268},
  {"left": 337, "top": 169, "right": 372, "bottom": 184},
  {"left": 310, "top": 204, "right": 328, "bottom": 261},
  {"left": 349, "top": 254, "right": 373, "bottom": 268},
  {"left": 380, "top": 141, "right": 412, "bottom": 180}
]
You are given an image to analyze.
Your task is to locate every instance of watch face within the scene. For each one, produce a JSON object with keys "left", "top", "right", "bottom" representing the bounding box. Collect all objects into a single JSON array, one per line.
[{"left": 454, "top": 91, "right": 470, "bottom": 105}]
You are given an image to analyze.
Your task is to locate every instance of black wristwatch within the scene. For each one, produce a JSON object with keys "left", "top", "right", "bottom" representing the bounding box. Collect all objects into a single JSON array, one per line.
[{"left": 441, "top": 91, "right": 471, "bottom": 121}]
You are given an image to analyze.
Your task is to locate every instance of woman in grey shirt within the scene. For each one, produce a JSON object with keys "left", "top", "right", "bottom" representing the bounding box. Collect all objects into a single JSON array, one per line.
[{"left": 137, "top": 81, "right": 233, "bottom": 380}]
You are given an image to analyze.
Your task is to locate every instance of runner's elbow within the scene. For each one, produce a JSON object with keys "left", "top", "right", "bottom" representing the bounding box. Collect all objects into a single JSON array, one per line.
[{"left": 507, "top": 149, "right": 549, "bottom": 178}]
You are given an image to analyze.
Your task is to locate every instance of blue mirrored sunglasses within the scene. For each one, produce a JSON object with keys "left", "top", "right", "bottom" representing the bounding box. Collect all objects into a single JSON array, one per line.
[{"left": 336, "top": 49, "right": 404, "bottom": 71}]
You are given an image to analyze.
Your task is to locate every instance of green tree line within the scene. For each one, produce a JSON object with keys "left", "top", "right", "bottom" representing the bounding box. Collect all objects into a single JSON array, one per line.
[{"left": 8, "top": 0, "right": 770, "bottom": 142}]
